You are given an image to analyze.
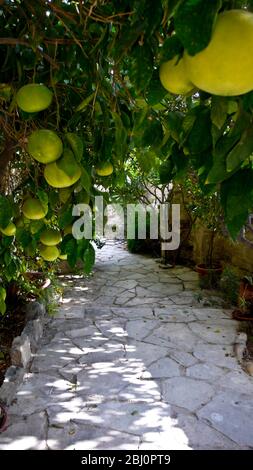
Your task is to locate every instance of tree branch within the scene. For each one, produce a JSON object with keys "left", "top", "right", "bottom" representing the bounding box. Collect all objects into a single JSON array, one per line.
[
  {"left": 0, "top": 38, "right": 59, "bottom": 68},
  {"left": 0, "top": 140, "right": 14, "bottom": 192}
]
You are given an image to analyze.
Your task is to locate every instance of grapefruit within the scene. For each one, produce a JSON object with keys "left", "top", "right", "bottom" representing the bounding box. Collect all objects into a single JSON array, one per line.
[
  {"left": 44, "top": 149, "right": 81, "bottom": 188},
  {"left": 96, "top": 162, "right": 114, "bottom": 176},
  {"left": 184, "top": 10, "right": 253, "bottom": 96},
  {"left": 0, "top": 222, "right": 16, "bottom": 236},
  {"left": 39, "top": 245, "right": 60, "bottom": 262},
  {"left": 40, "top": 228, "right": 62, "bottom": 246},
  {"left": 59, "top": 253, "right": 68, "bottom": 260},
  {"left": 16, "top": 84, "right": 52, "bottom": 112},
  {"left": 27, "top": 129, "right": 63, "bottom": 164},
  {"left": 159, "top": 57, "right": 194, "bottom": 95},
  {"left": 22, "top": 197, "right": 47, "bottom": 220}
]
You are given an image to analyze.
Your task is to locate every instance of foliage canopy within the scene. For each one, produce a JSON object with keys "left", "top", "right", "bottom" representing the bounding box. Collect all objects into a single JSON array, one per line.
[{"left": 1, "top": 0, "right": 253, "bottom": 310}]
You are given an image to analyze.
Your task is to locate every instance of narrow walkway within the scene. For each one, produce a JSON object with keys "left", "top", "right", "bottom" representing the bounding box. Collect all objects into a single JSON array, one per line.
[{"left": 1, "top": 242, "right": 253, "bottom": 449}]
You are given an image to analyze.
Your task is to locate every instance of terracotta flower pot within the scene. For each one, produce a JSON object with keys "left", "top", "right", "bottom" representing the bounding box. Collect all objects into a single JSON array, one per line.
[
  {"left": 239, "top": 280, "right": 253, "bottom": 302},
  {"left": 196, "top": 263, "right": 223, "bottom": 276},
  {"left": 196, "top": 264, "right": 223, "bottom": 289},
  {"left": 0, "top": 403, "right": 7, "bottom": 433}
]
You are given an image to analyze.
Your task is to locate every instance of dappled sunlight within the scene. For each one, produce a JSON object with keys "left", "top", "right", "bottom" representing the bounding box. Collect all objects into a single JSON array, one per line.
[
  {"left": 0, "top": 436, "right": 41, "bottom": 451},
  {"left": 1, "top": 243, "right": 250, "bottom": 450}
]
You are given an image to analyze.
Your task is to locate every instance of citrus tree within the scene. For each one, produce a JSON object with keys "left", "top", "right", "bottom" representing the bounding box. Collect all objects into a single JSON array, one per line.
[{"left": 1, "top": 0, "right": 253, "bottom": 312}]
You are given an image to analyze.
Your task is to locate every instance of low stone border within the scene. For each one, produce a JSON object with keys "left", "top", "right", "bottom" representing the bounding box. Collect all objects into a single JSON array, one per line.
[
  {"left": 234, "top": 331, "right": 253, "bottom": 376},
  {"left": 0, "top": 301, "right": 47, "bottom": 406}
]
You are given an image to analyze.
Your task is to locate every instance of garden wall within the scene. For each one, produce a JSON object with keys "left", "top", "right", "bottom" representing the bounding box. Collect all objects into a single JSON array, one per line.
[{"left": 191, "top": 225, "right": 253, "bottom": 274}]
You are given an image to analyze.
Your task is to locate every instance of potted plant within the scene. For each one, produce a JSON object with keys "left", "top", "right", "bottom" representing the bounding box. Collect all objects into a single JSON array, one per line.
[
  {"left": 193, "top": 191, "right": 224, "bottom": 288},
  {"left": 220, "top": 265, "right": 241, "bottom": 305},
  {"left": 239, "top": 275, "right": 253, "bottom": 302},
  {"left": 232, "top": 275, "right": 253, "bottom": 321}
]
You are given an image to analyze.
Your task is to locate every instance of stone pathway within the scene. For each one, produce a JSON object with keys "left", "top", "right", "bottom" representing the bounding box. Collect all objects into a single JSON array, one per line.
[{"left": 1, "top": 242, "right": 253, "bottom": 450}]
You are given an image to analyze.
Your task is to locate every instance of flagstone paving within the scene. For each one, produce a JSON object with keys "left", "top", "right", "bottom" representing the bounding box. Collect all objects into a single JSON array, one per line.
[{"left": 1, "top": 242, "right": 253, "bottom": 450}]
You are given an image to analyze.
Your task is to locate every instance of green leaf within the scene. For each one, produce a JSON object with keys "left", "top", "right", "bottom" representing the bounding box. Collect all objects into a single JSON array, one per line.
[
  {"left": 0, "top": 287, "right": 6, "bottom": 302},
  {"left": 165, "top": 111, "right": 184, "bottom": 143},
  {"left": 167, "top": 0, "right": 184, "bottom": 17},
  {"left": 37, "top": 190, "right": 48, "bottom": 213},
  {"left": 187, "top": 106, "right": 212, "bottom": 154},
  {"left": 0, "top": 195, "right": 13, "bottom": 229},
  {"left": 111, "top": 112, "right": 128, "bottom": 159},
  {"left": 4, "top": 251, "right": 11, "bottom": 267},
  {"left": 136, "top": 148, "right": 158, "bottom": 173},
  {"left": 30, "top": 220, "right": 44, "bottom": 235},
  {"left": 63, "top": 238, "right": 78, "bottom": 269},
  {"left": 59, "top": 207, "right": 73, "bottom": 229},
  {"left": 208, "top": 110, "right": 252, "bottom": 181},
  {"left": 15, "top": 228, "right": 32, "bottom": 248},
  {"left": 128, "top": 44, "right": 153, "bottom": 93},
  {"left": 113, "top": 23, "right": 144, "bottom": 62},
  {"left": 132, "top": 0, "right": 163, "bottom": 38},
  {"left": 159, "top": 35, "right": 184, "bottom": 63},
  {"left": 182, "top": 112, "right": 196, "bottom": 135},
  {"left": 132, "top": 108, "right": 149, "bottom": 146},
  {"left": 142, "top": 118, "right": 163, "bottom": 148},
  {"left": 211, "top": 97, "right": 228, "bottom": 130},
  {"left": 145, "top": 70, "right": 168, "bottom": 105},
  {"left": 56, "top": 149, "right": 80, "bottom": 178},
  {"left": 206, "top": 152, "right": 229, "bottom": 185},
  {"left": 82, "top": 243, "right": 95, "bottom": 274},
  {"left": 174, "top": 0, "right": 222, "bottom": 55},
  {"left": 227, "top": 100, "right": 238, "bottom": 115},
  {"left": 80, "top": 168, "right": 91, "bottom": 193},
  {"left": 0, "top": 299, "right": 6, "bottom": 315},
  {"left": 75, "top": 93, "right": 94, "bottom": 112},
  {"left": 159, "top": 160, "right": 174, "bottom": 184},
  {"left": 171, "top": 145, "right": 189, "bottom": 180},
  {"left": 226, "top": 125, "right": 253, "bottom": 173},
  {"left": 66, "top": 133, "right": 84, "bottom": 162},
  {"left": 221, "top": 169, "right": 253, "bottom": 239}
]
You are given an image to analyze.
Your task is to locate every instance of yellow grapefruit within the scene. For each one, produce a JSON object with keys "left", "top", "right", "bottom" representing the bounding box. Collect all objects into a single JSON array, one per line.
[
  {"left": 39, "top": 245, "right": 60, "bottom": 262},
  {"left": 159, "top": 57, "right": 194, "bottom": 95},
  {"left": 16, "top": 84, "right": 52, "bottom": 112},
  {"left": 0, "top": 222, "right": 16, "bottom": 236},
  {"left": 27, "top": 129, "right": 63, "bottom": 164},
  {"left": 44, "top": 149, "right": 81, "bottom": 188},
  {"left": 96, "top": 162, "right": 114, "bottom": 176},
  {"left": 59, "top": 253, "right": 68, "bottom": 260},
  {"left": 22, "top": 197, "right": 47, "bottom": 220},
  {"left": 40, "top": 228, "right": 62, "bottom": 246},
  {"left": 184, "top": 10, "right": 253, "bottom": 96}
]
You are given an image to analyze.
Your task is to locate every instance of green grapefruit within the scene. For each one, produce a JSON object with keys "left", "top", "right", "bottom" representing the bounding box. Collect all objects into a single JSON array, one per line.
[
  {"left": 96, "top": 162, "right": 114, "bottom": 176},
  {"left": 16, "top": 84, "right": 52, "bottom": 113},
  {"left": 40, "top": 228, "right": 62, "bottom": 246},
  {"left": 39, "top": 245, "right": 60, "bottom": 262},
  {"left": 159, "top": 57, "right": 194, "bottom": 95},
  {"left": 184, "top": 10, "right": 253, "bottom": 96},
  {"left": 22, "top": 197, "right": 47, "bottom": 220},
  {"left": 44, "top": 149, "right": 81, "bottom": 188},
  {"left": 0, "top": 222, "right": 16, "bottom": 236},
  {"left": 27, "top": 129, "right": 63, "bottom": 164}
]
